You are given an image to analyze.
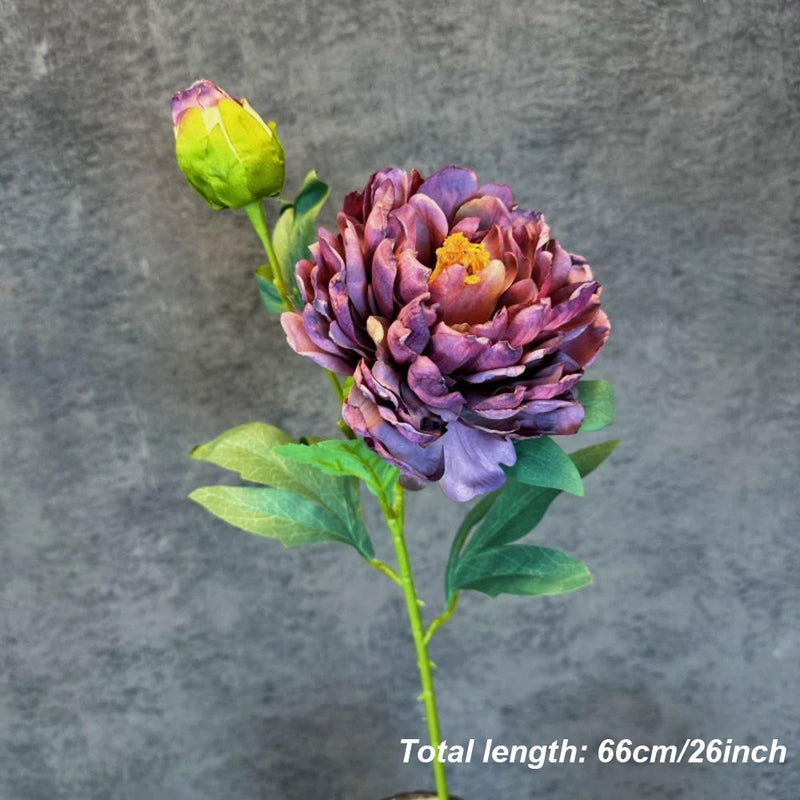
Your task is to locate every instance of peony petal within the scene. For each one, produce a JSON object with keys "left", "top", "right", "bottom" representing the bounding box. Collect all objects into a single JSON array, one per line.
[
  {"left": 309, "top": 258, "right": 334, "bottom": 318},
  {"left": 435, "top": 259, "right": 507, "bottom": 326},
  {"left": 564, "top": 252, "right": 594, "bottom": 285},
  {"left": 342, "top": 189, "right": 365, "bottom": 222},
  {"left": 328, "top": 272, "right": 370, "bottom": 352},
  {"left": 407, "top": 356, "right": 464, "bottom": 415},
  {"left": 418, "top": 166, "right": 479, "bottom": 221},
  {"left": 356, "top": 361, "right": 401, "bottom": 411},
  {"left": 514, "top": 398, "right": 585, "bottom": 436},
  {"left": 371, "top": 239, "right": 398, "bottom": 317},
  {"left": 343, "top": 381, "right": 444, "bottom": 482},
  {"left": 480, "top": 224, "right": 506, "bottom": 261},
  {"left": 470, "top": 384, "right": 526, "bottom": 412},
  {"left": 318, "top": 228, "right": 345, "bottom": 274},
  {"left": 531, "top": 247, "right": 553, "bottom": 293},
  {"left": 543, "top": 239, "right": 573, "bottom": 292},
  {"left": 428, "top": 261, "right": 467, "bottom": 316},
  {"left": 408, "top": 193, "right": 449, "bottom": 246},
  {"left": 301, "top": 304, "right": 353, "bottom": 356},
  {"left": 428, "top": 323, "right": 487, "bottom": 373},
  {"left": 522, "top": 373, "right": 581, "bottom": 400},
  {"left": 449, "top": 216, "right": 482, "bottom": 239},
  {"left": 454, "top": 195, "right": 512, "bottom": 231},
  {"left": 559, "top": 309, "right": 610, "bottom": 367},
  {"left": 386, "top": 295, "right": 436, "bottom": 364},
  {"left": 438, "top": 421, "right": 516, "bottom": 502},
  {"left": 461, "top": 363, "right": 527, "bottom": 384},
  {"left": 281, "top": 311, "right": 355, "bottom": 374},
  {"left": 500, "top": 278, "right": 538, "bottom": 308},
  {"left": 506, "top": 302, "right": 548, "bottom": 347},
  {"left": 392, "top": 203, "right": 429, "bottom": 261},
  {"left": 342, "top": 221, "right": 369, "bottom": 318},
  {"left": 294, "top": 258, "right": 315, "bottom": 303},
  {"left": 519, "top": 334, "right": 563, "bottom": 365},
  {"left": 468, "top": 306, "right": 509, "bottom": 341},
  {"left": 396, "top": 250, "right": 431, "bottom": 304},
  {"left": 545, "top": 281, "right": 600, "bottom": 331},
  {"left": 466, "top": 340, "right": 523, "bottom": 372},
  {"left": 477, "top": 182, "right": 514, "bottom": 206},
  {"left": 364, "top": 180, "right": 397, "bottom": 256},
  {"left": 369, "top": 168, "right": 410, "bottom": 210}
]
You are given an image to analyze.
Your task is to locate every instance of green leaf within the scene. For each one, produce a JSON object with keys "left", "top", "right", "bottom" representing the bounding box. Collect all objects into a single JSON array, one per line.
[
  {"left": 578, "top": 380, "right": 615, "bottom": 432},
  {"left": 192, "top": 422, "right": 346, "bottom": 508},
  {"left": 191, "top": 422, "right": 373, "bottom": 557},
  {"left": 504, "top": 437, "right": 584, "bottom": 496},
  {"left": 254, "top": 265, "right": 284, "bottom": 314},
  {"left": 452, "top": 544, "right": 592, "bottom": 597},
  {"left": 189, "top": 486, "right": 373, "bottom": 556},
  {"left": 568, "top": 439, "right": 621, "bottom": 476},
  {"left": 271, "top": 170, "right": 330, "bottom": 300},
  {"left": 463, "top": 439, "right": 620, "bottom": 555},
  {"left": 191, "top": 422, "right": 292, "bottom": 485},
  {"left": 275, "top": 438, "right": 399, "bottom": 503},
  {"left": 445, "top": 489, "right": 500, "bottom": 601}
]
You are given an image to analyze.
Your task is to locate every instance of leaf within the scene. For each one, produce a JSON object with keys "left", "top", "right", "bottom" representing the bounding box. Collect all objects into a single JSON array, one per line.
[
  {"left": 272, "top": 170, "right": 330, "bottom": 299},
  {"left": 452, "top": 544, "right": 592, "bottom": 597},
  {"left": 463, "top": 440, "right": 620, "bottom": 555},
  {"left": 445, "top": 489, "right": 500, "bottom": 601},
  {"left": 504, "top": 436, "right": 584, "bottom": 496},
  {"left": 189, "top": 486, "right": 373, "bottom": 556},
  {"left": 275, "top": 438, "right": 399, "bottom": 502},
  {"left": 191, "top": 422, "right": 292, "bottom": 485},
  {"left": 568, "top": 439, "right": 621, "bottom": 476},
  {"left": 254, "top": 265, "right": 284, "bottom": 314},
  {"left": 578, "top": 380, "right": 615, "bottom": 432},
  {"left": 192, "top": 422, "right": 345, "bottom": 509},
  {"left": 191, "top": 422, "right": 373, "bottom": 556}
]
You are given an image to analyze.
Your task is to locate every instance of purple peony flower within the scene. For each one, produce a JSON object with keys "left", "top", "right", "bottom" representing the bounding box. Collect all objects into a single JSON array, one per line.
[{"left": 281, "top": 167, "right": 610, "bottom": 502}]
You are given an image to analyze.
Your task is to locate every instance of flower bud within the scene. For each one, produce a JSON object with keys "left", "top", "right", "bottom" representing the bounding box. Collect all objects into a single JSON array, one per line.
[{"left": 171, "top": 79, "right": 285, "bottom": 209}]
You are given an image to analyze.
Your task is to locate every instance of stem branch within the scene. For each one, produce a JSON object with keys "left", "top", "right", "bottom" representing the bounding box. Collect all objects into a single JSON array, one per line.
[
  {"left": 368, "top": 558, "right": 402, "bottom": 587},
  {"left": 424, "top": 594, "right": 459, "bottom": 646}
]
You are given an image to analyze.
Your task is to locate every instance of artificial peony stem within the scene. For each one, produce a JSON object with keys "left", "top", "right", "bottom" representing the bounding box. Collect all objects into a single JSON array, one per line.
[
  {"left": 243, "top": 200, "right": 293, "bottom": 311},
  {"left": 423, "top": 594, "right": 459, "bottom": 646},
  {"left": 326, "top": 371, "right": 345, "bottom": 404},
  {"left": 385, "top": 485, "right": 450, "bottom": 800},
  {"left": 244, "top": 201, "right": 357, "bottom": 438},
  {"left": 368, "top": 558, "right": 402, "bottom": 586},
  {"left": 328, "top": 374, "right": 356, "bottom": 439}
]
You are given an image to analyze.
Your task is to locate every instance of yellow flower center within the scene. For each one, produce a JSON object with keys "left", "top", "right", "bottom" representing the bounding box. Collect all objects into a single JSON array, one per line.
[{"left": 431, "top": 233, "right": 490, "bottom": 285}]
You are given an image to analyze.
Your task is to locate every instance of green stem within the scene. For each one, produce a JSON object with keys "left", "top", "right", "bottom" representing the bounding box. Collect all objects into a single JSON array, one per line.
[
  {"left": 368, "top": 558, "right": 402, "bottom": 587},
  {"left": 244, "top": 200, "right": 293, "bottom": 310},
  {"left": 244, "top": 200, "right": 354, "bottom": 435},
  {"left": 326, "top": 371, "right": 345, "bottom": 404},
  {"left": 424, "top": 594, "right": 459, "bottom": 646},
  {"left": 246, "top": 199, "right": 449, "bottom": 796},
  {"left": 385, "top": 485, "right": 449, "bottom": 800}
]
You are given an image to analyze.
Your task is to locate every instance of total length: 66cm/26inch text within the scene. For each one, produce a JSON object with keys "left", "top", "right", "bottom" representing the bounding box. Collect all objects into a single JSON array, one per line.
[{"left": 400, "top": 738, "right": 787, "bottom": 770}]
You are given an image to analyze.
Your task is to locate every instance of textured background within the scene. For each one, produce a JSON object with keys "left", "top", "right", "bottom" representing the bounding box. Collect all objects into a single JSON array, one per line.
[{"left": 1, "top": 0, "right": 799, "bottom": 798}]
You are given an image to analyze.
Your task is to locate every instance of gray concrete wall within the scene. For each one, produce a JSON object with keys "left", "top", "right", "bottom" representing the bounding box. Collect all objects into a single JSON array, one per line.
[{"left": 1, "top": 1, "right": 798, "bottom": 798}]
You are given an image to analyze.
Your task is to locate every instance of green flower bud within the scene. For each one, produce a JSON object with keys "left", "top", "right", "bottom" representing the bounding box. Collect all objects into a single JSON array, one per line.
[{"left": 171, "top": 79, "right": 285, "bottom": 210}]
